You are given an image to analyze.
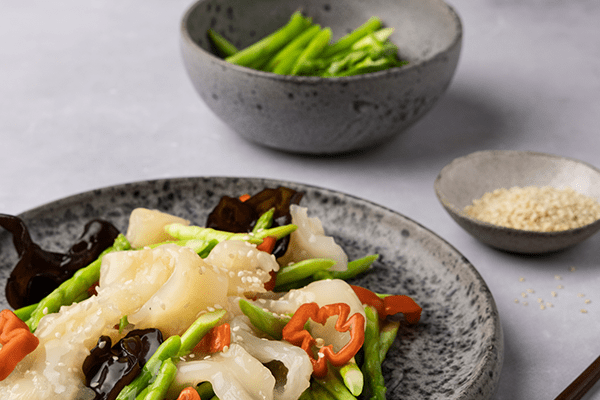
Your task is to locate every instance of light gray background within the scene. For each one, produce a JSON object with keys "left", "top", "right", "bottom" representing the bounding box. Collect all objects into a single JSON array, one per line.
[{"left": 1, "top": 1, "right": 599, "bottom": 399}]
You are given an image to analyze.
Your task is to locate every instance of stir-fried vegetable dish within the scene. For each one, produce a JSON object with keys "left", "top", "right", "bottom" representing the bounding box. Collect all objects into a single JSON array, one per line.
[{"left": 0, "top": 187, "right": 421, "bottom": 400}]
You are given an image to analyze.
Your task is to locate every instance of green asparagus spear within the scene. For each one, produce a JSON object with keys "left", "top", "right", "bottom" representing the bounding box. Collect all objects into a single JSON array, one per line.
[
  {"left": 298, "top": 388, "right": 315, "bottom": 400},
  {"left": 195, "top": 382, "right": 215, "bottom": 399},
  {"left": 361, "top": 306, "right": 386, "bottom": 400},
  {"left": 26, "top": 234, "right": 131, "bottom": 331},
  {"left": 338, "top": 358, "right": 364, "bottom": 396},
  {"left": 310, "top": 380, "right": 338, "bottom": 399},
  {"left": 324, "top": 50, "right": 370, "bottom": 76},
  {"left": 274, "top": 258, "right": 336, "bottom": 288},
  {"left": 379, "top": 319, "right": 400, "bottom": 361},
  {"left": 146, "top": 238, "right": 218, "bottom": 257},
  {"left": 313, "top": 254, "right": 378, "bottom": 281},
  {"left": 12, "top": 303, "right": 38, "bottom": 322},
  {"left": 226, "top": 11, "right": 312, "bottom": 67},
  {"left": 207, "top": 29, "right": 238, "bottom": 57},
  {"left": 272, "top": 276, "right": 314, "bottom": 292},
  {"left": 314, "top": 370, "right": 358, "bottom": 399},
  {"left": 252, "top": 208, "right": 275, "bottom": 234},
  {"left": 141, "top": 358, "right": 178, "bottom": 400},
  {"left": 267, "top": 24, "right": 321, "bottom": 74},
  {"left": 116, "top": 335, "right": 182, "bottom": 400},
  {"left": 239, "top": 298, "right": 290, "bottom": 339},
  {"left": 351, "top": 28, "right": 395, "bottom": 51},
  {"left": 177, "top": 309, "right": 227, "bottom": 357},
  {"left": 320, "top": 16, "right": 382, "bottom": 58},
  {"left": 118, "top": 315, "right": 129, "bottom": 334},
  {"left": 165, "top": 223, "right": 296, "bottom": 244},
  {"left": 291, "top": 27, "right": 332, "bottom": 75},
  {"left": 334, "top": 56, "right": 397, "bottom": 77}
]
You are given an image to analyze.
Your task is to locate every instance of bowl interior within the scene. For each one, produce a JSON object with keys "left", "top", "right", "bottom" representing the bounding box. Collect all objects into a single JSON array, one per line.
[
  {"left": 183, "top": 0, "right": 461, "bottom": 65},
  {"left": 436, "top": 150, "right": 600, "bottom": 214}
]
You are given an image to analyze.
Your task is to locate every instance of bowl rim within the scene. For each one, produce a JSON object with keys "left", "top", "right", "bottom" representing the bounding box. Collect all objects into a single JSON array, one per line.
[
  {"left": 434, "top": 149, "right": 600, "bottom": 237},
  {"left": 179, "top": 0, "right": 463, "bottom": 82}
]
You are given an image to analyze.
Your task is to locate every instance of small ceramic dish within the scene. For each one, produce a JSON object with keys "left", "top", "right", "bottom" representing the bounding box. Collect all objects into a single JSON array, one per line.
[{"left": 434, "top": 150, "right": 600, "bottom": 254}]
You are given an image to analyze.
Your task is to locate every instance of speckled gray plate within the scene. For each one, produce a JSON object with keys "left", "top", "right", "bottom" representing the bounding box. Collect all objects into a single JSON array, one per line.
[
  {"left": 435, "top": 150, "right": 600, "bottom": 254},
  {"left": 0, "top": 177, "right": 502, "bottom": 399}
]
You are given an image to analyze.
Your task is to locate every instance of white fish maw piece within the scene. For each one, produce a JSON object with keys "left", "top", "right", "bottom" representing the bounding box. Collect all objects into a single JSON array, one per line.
[
  {"left": 5, "top": 289, "right": 129, "bottom": 400},
  {"left": 230, "top": 317, "right": 312, "bottom": 400},
  {"left": 128, "top": 245, "right": 229, "bottom": 337},
  {"left": 278, "top": 205, "right": 348, "bottom": 271},
  {"left": 259, "top": 279, "right": 366, "bottom": 352},
  {"left": 205, "top": 240, "right": 279, "bottom": 296},
  {"left": 167, "top": 344, "right": 275, "bottom": 400},
  {"left": 99, "top": 245, "right": 177, "bottom": 292},
  {"left": 0, "top": 342, "right": 94, "bottom": 400},
  {"left": 125, "top": 208, "right": 190, "bottom": 248}
]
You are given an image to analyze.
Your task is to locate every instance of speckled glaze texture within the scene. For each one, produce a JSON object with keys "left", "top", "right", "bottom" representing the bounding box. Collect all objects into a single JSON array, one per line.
[
  {"left": 180, "top": 0, "right": 462, "bottom": 154},
  {"left": 435, "top": 150, "right": 600, "bottom": 254},
  {"left": 0, "top": 177, "right": 502, "bottom": 399}
]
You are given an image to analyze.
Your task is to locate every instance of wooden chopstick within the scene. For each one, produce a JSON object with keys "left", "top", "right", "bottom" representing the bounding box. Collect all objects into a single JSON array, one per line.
[{"left": 554, "top": 355, "right": 600, "bottom": 400}]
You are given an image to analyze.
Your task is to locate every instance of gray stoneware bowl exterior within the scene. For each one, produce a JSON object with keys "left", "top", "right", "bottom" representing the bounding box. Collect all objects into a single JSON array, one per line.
[
  {"left": 180, "top": 0, "right": 462, "bottom": 154},
  {"left": 1, "top": 177, "right": 502, "bottom": 399},
  {"left": 435, "top": 150, "right": 600, "bottom": 254}
]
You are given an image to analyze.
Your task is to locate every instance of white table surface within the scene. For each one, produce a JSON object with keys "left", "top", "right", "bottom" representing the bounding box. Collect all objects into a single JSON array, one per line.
[{"left": 1, "top": 1, "right": 599, "bottom": 399}]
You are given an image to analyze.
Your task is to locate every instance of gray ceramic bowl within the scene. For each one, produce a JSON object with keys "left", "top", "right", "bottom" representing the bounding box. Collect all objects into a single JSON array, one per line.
[
  {"left": 434, "top": 150, "right": 600, "bottom": 254},
  {"left": 180, "top": 0, "right": 462, "bottom": 154}
]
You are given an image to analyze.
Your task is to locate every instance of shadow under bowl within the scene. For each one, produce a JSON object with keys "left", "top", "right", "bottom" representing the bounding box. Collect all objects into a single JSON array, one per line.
[
  {"left": 434, "top": 150, "right": 600, "bottom": 254},
  {"left": 180, "top": 0, "right": 462, "bottom": 154}
]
